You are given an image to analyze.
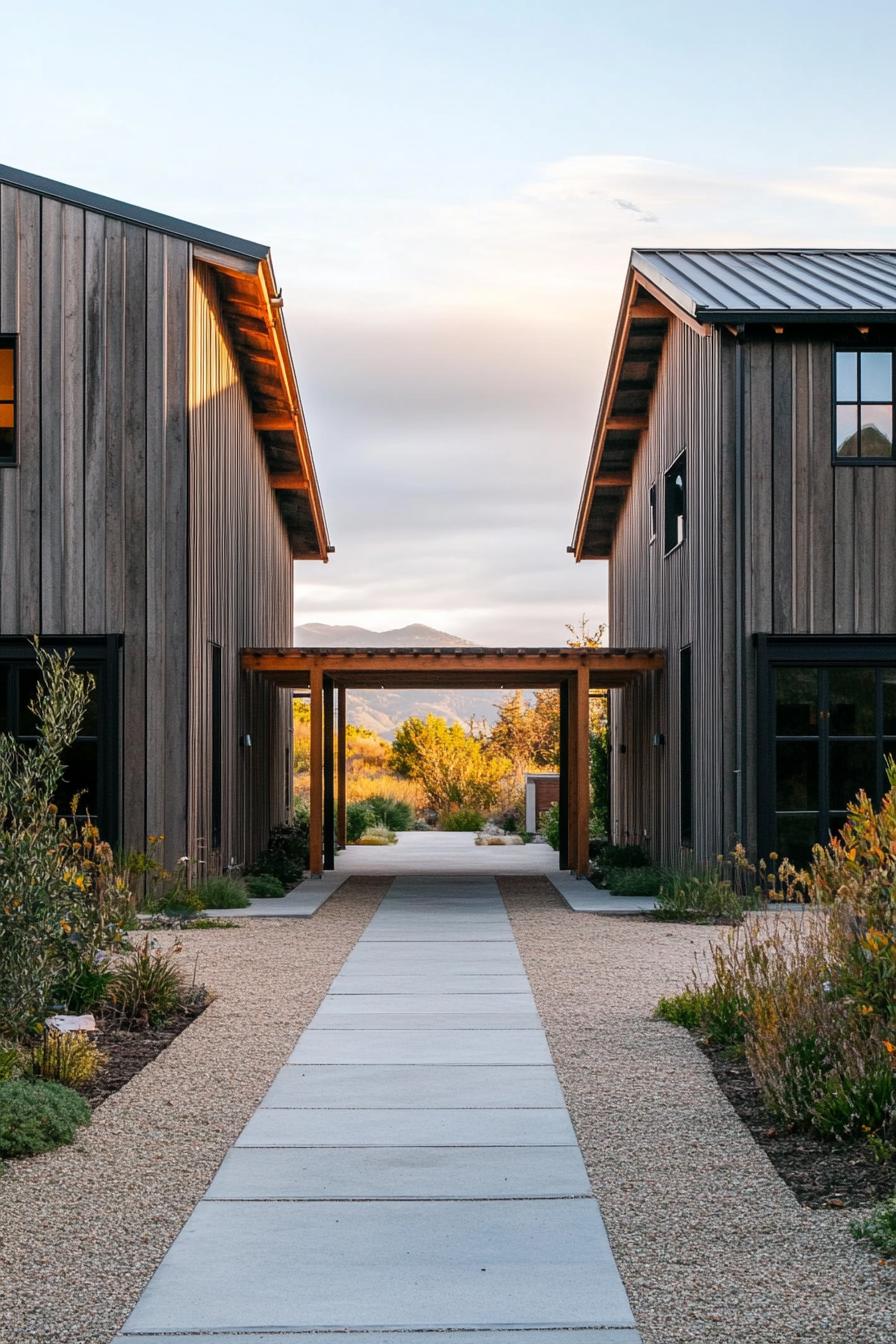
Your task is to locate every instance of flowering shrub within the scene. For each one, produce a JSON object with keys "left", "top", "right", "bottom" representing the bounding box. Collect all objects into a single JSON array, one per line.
[{"left": 0, "top": 646, "right": 132, "bottom": 1037}]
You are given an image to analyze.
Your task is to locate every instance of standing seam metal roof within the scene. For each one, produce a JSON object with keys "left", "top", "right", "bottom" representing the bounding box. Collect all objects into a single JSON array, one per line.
[{"left": 633, "top": 249, "right": 896, "bottom": 318}]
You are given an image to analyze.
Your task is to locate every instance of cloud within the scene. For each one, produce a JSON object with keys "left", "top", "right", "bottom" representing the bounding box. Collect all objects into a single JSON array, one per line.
[{"left": 284, "top": 154, "right": 895, "bottom": 645}]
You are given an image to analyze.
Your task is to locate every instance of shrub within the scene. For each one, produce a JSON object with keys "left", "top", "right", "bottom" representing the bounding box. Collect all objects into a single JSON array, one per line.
[
  {"left": 358, "top": 824, "right": 396, "bottom": 846},
  {"left": 0, "top": 644, "right": 132, "bottom": 1037},
  {"left": 160, "top": 888, "right": 206, "bottom": 916},
  {"left": 26, "top": 1029, "right": 106, "bottom": 1089},
  {"left": 106, "top": 937, "right": 192, "bottom": 1028},
  {"left": 197, "top": 877, "right": 250, "bottom": 910},
  {"left": 0, "top": 1079, "right": 90, "bottom": 1159},
  {"left": 654, "top": 871, "right": 761, "bottom": 923},
  {"left": 540, "top": 802, "right": 561, "bottom": 850},
  {"left": 0, "top": 1043, "right": 23, "bottom": 1081},
  {"left": 601, "top": 842, "right": 648, "bottom": 868},
  {"left": 363, "top": 794, "right": 414, "bottom": 832},
  {"left": 605, "top": 865, "right": 670, "bottom": 897},
  {"left": 244, "top": 874, "right": 285, "bottom": 899},
  {"left": 52, "top": 961, "right": 113, "bottom": 1014},
  {"left": 347, "top": 801, "right": 376, "bottom": 843},
  {"left": 253, "top": 818, "right": 309, "bottom": 885},
  {"left": 439, "top": 808, "right": 485, "bottom": 832},
  {"left": 852, "top": 1195, "right": 896, "bottom": 1257}
]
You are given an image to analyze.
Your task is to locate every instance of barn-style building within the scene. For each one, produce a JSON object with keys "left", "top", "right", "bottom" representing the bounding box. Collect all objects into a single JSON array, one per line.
[
  {"left": 0, "top": 164, "right": 330, "bottom": 874},
  {"left": 573, "top": 249, "right": 896, "bottom": 866}
]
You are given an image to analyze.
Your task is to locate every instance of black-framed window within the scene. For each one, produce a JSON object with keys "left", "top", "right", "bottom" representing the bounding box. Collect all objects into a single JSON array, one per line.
[
  {"left": 0, "top": 637, "right": 119, "bottom": 839},
  {"left": 834, "top": 350, "right": 894, "bottom": 461},
  {"left": 680, "top": 645, "right": 693, "bottom": 846},
  {"left": 664, "top": 452, "right": 686, "bottom": 553},
  {"left": 0, "top": 338, "right": 15, "bottom": 465},
  {"left": 758, "top": 639, "right": 896, "bottom": 865},
  {"left": 210, "top": 643, "right": 222, "bottom": 851},
  {"left": 648, "top": 483, "right": 657, "bottom": 543}
]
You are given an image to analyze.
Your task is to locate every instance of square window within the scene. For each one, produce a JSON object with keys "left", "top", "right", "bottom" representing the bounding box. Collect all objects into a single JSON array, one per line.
[
  {"left": 861, "top": 351, "right": 892, "bottom": 402},
  {"left": 664, "top": 453, "right": 686, "bottom": 554},
  {"left": 836, "top": 350, "right": 858, "bottom": 401},
  {"left": 860, "top": 405, "right": 893, "bottom": 457},
  {"left": 835, "top": 349, "right": 895, "bottom": 463},
  {"left": 836, "top": 404, "right": 859, "bottom": 457}
]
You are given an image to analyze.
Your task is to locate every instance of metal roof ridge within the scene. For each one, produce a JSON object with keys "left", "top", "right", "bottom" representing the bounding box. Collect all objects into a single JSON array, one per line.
[{"left": 0, "top": 162, "right": 270, "bottom": 261}]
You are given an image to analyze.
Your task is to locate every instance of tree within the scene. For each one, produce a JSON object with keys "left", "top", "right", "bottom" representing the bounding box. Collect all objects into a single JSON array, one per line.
[
  {"left": 390, "top": 714, "right": 510, "bottom": 814},
  {"left": 565, "top": 614, "right": 607, "bottom": 648}
]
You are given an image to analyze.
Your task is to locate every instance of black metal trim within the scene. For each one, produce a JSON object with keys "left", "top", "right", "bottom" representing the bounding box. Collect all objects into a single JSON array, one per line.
[
  {"left": 663, "top": 449, "right": 687, "bottom": 556},
  {"left": 558, "top": 680, "right": 569, "bottom": 870},
  {"left": 0, "top": 163, "right": 269, "bottom": 261},
  {"left": 323, "top": 676, "right": 335, "bottom": 871}
]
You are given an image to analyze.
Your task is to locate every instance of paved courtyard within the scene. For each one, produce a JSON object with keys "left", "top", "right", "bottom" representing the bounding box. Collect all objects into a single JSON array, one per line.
[{"left": 115, "top": 875, "right": 640, "bottom": 1342}]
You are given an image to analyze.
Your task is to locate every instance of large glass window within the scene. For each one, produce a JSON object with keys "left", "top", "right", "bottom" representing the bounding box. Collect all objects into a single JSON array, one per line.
[
  {"left": 0, "top": 340, "right": 15, "bottom": 465},
  {"left": 835, "top": 350, "right": 894, "bottom": 460},
  {"left": 773, "top": 663, "right": 895, "bottom": 863},
  {"left": 664, "top": 452, "right": 686, "bottom": 553}
]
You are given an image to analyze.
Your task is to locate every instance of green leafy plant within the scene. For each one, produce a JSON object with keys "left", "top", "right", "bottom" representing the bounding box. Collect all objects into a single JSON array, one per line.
[
  {"left": 197, "top": 877, "right": 250, "bottom": 910},
  {"left": 540, "top": 801, "right": 560, "bottom": 850},
  {"left": 605, "top": 865, "right": 670, "bottom": 897},
  {"left": 52, "top": 960, "right": 113, "bottom": 1014},
  {"left": 347, "top": 801, "right": 377, "bottom": 843},
  {"left": 654, "top": 871, "right": 762, "bottom": 923},
  {"left": 852, "top": 1195, "right": 896, "bottom": 1257},
  {"left": 0, "top": 1043, "right": 23, "bottom": 1082},
  {"left": 245, "top": 874, "right": 285, "bottom": 899},
  {"left": 0, "top": 644, "right": 132, "bottom": 1038},
  {"left": 26, "top": 1029, "right": 106, "bottom": 1089},
  {"left": 252, "top": 819, "right": 309, "bottom": 884},
  {"left": 105, "top": 937, "right": 192, "bottom": 1029},
  {"left": 600, "top": 843, "right": 648, "bottom": 868},
  {"left": 439, "top": 808, "right": 485, "bottom": 832},
  {"left": 0, "top": 1079, "right": 91, "bottom": 1159},
  {"left": 363, "top": 794, "right": 414, "bottom": 832}
]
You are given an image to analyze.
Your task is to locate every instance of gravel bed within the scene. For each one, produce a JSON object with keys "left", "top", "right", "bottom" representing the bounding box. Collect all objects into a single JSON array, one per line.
[
  {"left": 500, "top": 877, "right": 896, "bottom": 1344},
  {"left": 0, "top": 878, "right": 387, "bottom": 1344}
]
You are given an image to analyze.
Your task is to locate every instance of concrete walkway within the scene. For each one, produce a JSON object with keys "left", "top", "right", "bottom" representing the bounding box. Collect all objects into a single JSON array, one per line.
[{"left": 117, "top": 876, "right": 641, "bottom": 1343}]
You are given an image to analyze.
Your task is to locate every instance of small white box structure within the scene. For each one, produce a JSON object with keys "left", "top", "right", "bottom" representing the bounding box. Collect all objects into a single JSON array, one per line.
[
  {"left": 525, "top": 773, "right": 561, "bottom": 834},
  {"left": 45, "top": 1013, "right": 97, "bottom": 1033}
]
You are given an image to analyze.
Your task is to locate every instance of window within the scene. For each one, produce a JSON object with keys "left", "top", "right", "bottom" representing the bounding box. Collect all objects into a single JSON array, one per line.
[
  {"left": 834, "top": 350, "right": 894, "bottom": 461},
  {"left": 210, "top": 644, "right": 222, "bottom": 851},
  {"left": 0, "top": 339, "right": 15, "bottom": 465},
  {"left": 679, "top": 646, "right": 693, "bottom": 846},
  {"left": 648, "top": 483, "right": 657, "bottom": 542},
  {"left": 664, "top": 452, "right": 686, "bottom": 553}
]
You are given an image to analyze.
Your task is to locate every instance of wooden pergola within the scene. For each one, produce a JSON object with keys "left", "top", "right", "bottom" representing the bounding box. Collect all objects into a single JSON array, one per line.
[{"left": 241, "top": 646, "right": 664, "bottom": 877}]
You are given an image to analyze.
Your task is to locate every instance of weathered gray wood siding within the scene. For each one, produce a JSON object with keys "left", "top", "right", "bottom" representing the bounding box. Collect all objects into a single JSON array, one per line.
[
  {"left": 608, "top": 319, "right": 738, "bottom": 864},
  {"left": 188, "top": 263, "right": 292, "bottom": 872},
  {"left": 0, "top": 184, "right": 189, "bottom": 866},
  {"left": 741, "top": 336, "right": 896, "bottom": 845}
]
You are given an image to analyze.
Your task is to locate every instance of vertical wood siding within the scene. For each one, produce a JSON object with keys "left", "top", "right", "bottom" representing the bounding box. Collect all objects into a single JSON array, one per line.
[
  {"left": 188, "top": 264, "right": 292, "bottom": 872},
  {"left": 0, "top": 186, "right": 189, "bottom": 867},
  {"left": 608, "top": 320, "right": 736, "bottom": 865}
]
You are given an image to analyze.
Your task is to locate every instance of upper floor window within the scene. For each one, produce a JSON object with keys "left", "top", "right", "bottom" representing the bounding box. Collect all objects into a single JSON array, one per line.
[
  {"left": 664, "top": 452, "right": 686, "bottom": 553},
  {"left": 0, "top": 340, "right": 14, "bottom": 465},
  {"left": 835, "top": 350, "right": 894, "bottom": 461},
  {"left": 648, "top": 483, "right": 657, "bottom": 543}
]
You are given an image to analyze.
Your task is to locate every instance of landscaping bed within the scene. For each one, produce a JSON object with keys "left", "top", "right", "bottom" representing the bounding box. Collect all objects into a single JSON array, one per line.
[
  {"left": 82, "top": 999, "right": 210, "bottom": 1109},
  {"left": 703, "top": 1039, "right": 895, "bottom": 1210}
]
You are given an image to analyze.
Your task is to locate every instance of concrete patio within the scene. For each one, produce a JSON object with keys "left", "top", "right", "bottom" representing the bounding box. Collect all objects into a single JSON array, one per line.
[{"left": 117, "top": 875, "right": 641, "bottom": 1342}]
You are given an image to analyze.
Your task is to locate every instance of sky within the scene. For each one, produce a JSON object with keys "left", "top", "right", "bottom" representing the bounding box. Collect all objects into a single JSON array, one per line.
[{"left": 4, "top": 0, "right": 896, "bottom": 643}]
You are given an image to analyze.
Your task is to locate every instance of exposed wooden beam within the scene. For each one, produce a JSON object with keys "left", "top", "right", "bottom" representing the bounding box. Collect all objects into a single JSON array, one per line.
[
  {"left": 593, "top": 473, "right": 632, "bottom": 488},
  {"left": 630, "top": 298, "right": 669, "bottom": 319},
  {"left": 255, "top": 413, "right": 296, "bottom": 432},
  {"left": 605, "top": 416, "right": 647, "bottom": 432},
  {"left": 270, "top": 471, "right": 310, "bottom": 491}
]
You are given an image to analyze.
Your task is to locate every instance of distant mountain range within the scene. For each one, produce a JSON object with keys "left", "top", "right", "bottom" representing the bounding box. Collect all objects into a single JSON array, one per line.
[{"left": 293, "top": 622, "right": 509, "bottom": 738}]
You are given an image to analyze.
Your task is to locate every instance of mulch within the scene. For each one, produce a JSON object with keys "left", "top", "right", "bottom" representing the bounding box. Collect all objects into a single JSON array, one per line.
[
  {"left": 82, "top": 999, "right": 210, "bottom": 1109},
  {"left": 703, "top": 1039, "right": 896, "bottom": 1209}
]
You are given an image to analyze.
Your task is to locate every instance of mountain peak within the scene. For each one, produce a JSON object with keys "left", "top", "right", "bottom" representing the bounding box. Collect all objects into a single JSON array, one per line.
[{"left": 294, "top": 621, "right": 473, "bottom": 648}]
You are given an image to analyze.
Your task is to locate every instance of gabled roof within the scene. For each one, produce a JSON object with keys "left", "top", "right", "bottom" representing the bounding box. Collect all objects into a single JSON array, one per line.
[
  {"left": 571, "top": 248, "right": 896, "bottom": 560},
  {"left": 633, "top": 249, "right": 896, "bottom": 323},
  {"left": 0, "top": 163, "right": 331, "bottom": 561}
]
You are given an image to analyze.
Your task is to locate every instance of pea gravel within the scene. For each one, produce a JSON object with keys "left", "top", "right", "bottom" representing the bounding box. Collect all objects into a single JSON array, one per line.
[
  {"left": 500, "top": 877, "right": 896, "bottom": 1344},
  {"left": 0, "top": 878, "right": 387, "bottom": 1344}
]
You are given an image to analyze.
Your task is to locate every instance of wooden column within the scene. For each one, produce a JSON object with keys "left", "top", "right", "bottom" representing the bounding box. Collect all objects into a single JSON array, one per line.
[
  {"left": 567, "top": 673, "right": 579, "bottom": 873},
  {"left": 558, "top": 679, "right": 569, "bottom": 871},
  {"left": 323, "top": 676, "right": 335, "bottom": 871},
  {"left": 337, "top": 685, "right": 347, "bottom": 848},
  {"left": 575, "top": 667, "right": 591, "bottom": 877},
  {"left": 309, "top": 666, "right": 323, "bottom": 876}
]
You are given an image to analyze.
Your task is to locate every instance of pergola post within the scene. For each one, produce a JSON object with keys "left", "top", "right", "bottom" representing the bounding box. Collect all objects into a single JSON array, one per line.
[
  {"left": 309, "top": 666, "right": 323, "bottom": 876},
  {"left": 558, "top": 679, "right": 569, "bottom": 871},
  {"left": 337, "top": 685, "right": 347, "bottom": 848},
  {"left": 323, "top": 675, "right": 335, "bottom": 871},
  {"left": 566, "top": 673, "right": 579, "bottom": 873},
  {"left": 575, "top": 666, "right": 591, "bottom": 877}
]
